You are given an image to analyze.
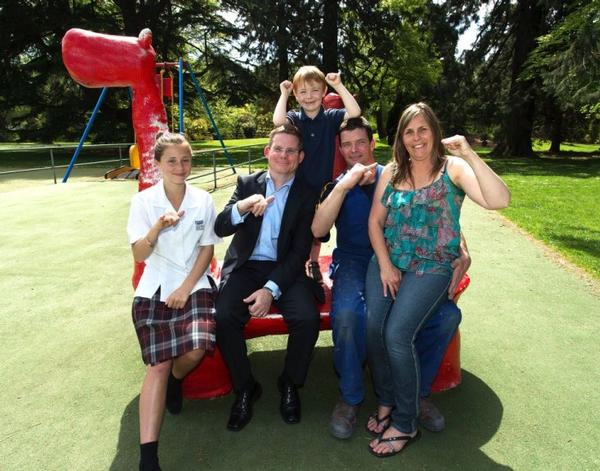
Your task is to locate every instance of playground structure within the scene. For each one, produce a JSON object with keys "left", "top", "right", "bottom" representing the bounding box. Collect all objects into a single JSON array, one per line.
[{"left": 61, "top": 28, "right": 234, "bottom": 188}]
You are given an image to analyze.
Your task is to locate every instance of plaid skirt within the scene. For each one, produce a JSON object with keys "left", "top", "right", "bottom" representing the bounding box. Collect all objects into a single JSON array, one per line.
[{"left": 132, "top": 287, "right": 216, "bottom": 365}]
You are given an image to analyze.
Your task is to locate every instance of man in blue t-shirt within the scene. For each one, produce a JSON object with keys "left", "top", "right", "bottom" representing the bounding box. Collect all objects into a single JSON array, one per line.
[{"left": 312, "top": 117, "right": 469, "bottom": 439}]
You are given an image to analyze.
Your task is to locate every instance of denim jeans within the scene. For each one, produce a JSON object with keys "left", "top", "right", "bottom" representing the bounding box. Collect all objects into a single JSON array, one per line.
[
  {"left": 416, "top": 299, "right": 461, "bottom": 397},
  {"left": 329, "top": 252, "right": 371, "bottom": 406},
  {"left": 366, "top": 257, "right": 451, "bottom": 433}
]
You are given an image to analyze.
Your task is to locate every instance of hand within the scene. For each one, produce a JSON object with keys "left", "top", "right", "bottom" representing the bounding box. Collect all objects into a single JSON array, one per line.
[
  {"left": 448, "top": 247, "right": 471, "bottom": 299},
  {"left": 380, "top": 263, "right": 401, "bottom": 299},
  {"left": 279, "top": 80, "right": 293, "bottom": 95},
  {"left": 165, "top": 286, "right": 190, "bottom": 310},
  {"left": 237, "top": 194, "right": 275, "bottom": 217},
  {"left": 441, "top": 135, "right": 476, "bottom": 160},
  {"left": 157, "top": 210, "right": 185, "bottom": 229},
  {"left": 325, "top": 72, "right": 342, "bottom": 88},
  {"left": 339, "top": 162, "right": 378, "bottom": 191},
  {"left": 243, "top": 288, "right": 273, "bottom": 317}
]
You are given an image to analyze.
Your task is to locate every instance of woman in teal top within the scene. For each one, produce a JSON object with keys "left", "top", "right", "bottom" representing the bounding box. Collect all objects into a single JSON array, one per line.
[{"left": 365, "top": 103, "right": 510, "bottom": 458}]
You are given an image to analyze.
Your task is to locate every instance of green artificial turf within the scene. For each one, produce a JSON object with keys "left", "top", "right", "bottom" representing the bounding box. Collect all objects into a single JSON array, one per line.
[{"left": 1, "top": 177, "right": 599, "bottom": 470}]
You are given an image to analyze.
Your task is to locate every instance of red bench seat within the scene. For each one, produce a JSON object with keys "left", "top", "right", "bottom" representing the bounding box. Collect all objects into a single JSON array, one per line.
[{"left": 182, "top": 255, "right": 469, "bottom": 399}]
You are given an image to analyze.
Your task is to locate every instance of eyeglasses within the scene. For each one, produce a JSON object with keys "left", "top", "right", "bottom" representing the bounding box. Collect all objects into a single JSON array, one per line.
[{"left": 270, "top": 146, "right": 300, "bottom": 156}]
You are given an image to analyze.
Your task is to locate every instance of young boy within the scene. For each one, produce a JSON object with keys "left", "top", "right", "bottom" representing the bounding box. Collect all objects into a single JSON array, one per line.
[{"left": 273, "top": 66, "right": 361, "bottom": 280}]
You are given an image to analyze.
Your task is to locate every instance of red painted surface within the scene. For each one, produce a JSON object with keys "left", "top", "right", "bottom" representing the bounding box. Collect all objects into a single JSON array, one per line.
[
  {"left": 322, "top": 92, "right": 346, "bottom": 179},
  {"left": 183, "top": 256, "right": 469, "bottom": 399},
  {"left": 62, "top": 28, "right": 167, "bottom": 192}
]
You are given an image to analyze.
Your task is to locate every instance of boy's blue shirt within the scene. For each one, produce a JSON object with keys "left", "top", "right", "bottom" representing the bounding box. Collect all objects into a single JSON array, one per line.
[{"left": 287, "top": 106, "right": 346, "bottom": 191}]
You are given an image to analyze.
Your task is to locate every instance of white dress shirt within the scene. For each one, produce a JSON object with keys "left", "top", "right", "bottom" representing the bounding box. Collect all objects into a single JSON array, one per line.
[{"left": 127, "top": 180, "right": 222, "bottom": 301}]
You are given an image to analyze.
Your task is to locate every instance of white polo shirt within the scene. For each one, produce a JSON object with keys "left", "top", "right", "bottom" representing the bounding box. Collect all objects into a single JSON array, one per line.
[{"left": 127, "top": 180, "right": 222, "bottom": 301}]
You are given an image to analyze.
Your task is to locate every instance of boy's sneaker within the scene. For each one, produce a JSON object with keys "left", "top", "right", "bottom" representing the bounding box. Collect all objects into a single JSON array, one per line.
[
  {"left": 307, "top": 261, "right": 323, "bottom": 283},
  {"left": 329, "top": 399, "right": 359, "bottom": 439},
  {"left": 419, "top": 397, "right": 445, "bottom": 432}
]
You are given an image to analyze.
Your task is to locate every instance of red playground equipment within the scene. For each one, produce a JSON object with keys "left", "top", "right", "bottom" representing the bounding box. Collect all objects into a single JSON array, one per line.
[{"left": 62, "top": 28, "right": 167, "bottom": 191}]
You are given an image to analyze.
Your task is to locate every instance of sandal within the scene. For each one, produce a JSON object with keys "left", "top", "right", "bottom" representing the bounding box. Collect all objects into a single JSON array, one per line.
[
  {"left": 365, "top": 411, "right": 392, "bottom": 437},
  {"left": 368, "top": 430, "right": 421, "bottom": 458}
]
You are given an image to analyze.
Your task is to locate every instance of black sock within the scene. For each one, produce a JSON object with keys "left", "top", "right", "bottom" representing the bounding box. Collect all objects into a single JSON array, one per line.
[
  {"left": 166, "top": 371, "right": 183, "bottom": 414},
  {"left": 140, "top": 441, "right": 159, "bottom": 470},
  {"left": 168, "top": 371, "right": 183, "bottom": 391}
]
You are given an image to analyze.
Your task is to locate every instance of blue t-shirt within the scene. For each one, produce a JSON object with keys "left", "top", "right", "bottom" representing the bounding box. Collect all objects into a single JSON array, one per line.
[
  {"left": 319, "top": 164, "right": 383, "bottom": 258},
  {"left": 287, "top": 106, "right": 346, "bottom": 191}
]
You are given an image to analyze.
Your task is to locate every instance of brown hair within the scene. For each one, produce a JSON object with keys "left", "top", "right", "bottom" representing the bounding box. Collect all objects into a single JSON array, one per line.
[
  {"left": 292, "top": 66, "right": 327, "bottom": 92},
  {"left": 154, "top": 131, "right": 191, "bottom": 161},
  {"left": 391, "top": 103, "right": 446, "bottom": 188},
  {"left": 338, "top": 116, "right": 374, "bottom": 142},
  {"left": 268, "top": 124, "right": 303, "bottom": 150}
]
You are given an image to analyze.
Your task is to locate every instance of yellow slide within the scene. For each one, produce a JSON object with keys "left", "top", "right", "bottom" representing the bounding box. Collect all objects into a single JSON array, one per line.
[{"left": 104, "top": 144, "right": 140, "bottom": 180}]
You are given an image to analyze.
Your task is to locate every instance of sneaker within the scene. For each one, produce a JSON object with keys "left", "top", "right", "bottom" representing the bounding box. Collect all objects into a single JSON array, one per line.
[
  {"left": 329, "top": 399, "right": 359, "bottom": 439},
  {"left": 418, "top": 397, "right": 445, "bottom": 432},
  {"left": 307, "top": 261, "right": 323, "bottom": 283}
]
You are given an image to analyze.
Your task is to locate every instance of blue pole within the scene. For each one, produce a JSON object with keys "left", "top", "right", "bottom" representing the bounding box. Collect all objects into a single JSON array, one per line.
[
  {"left": 186, "top": 62, "right": 236, "bottom": 172},
  {"left": 62, "top": 87, "right": 109, "bottom": 183},
  {"left": 179, "top": 57, "right": 184, "bottom": 133}
]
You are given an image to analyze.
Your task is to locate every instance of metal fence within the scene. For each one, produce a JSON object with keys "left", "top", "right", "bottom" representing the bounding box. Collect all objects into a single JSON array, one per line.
[{"left": 0, "top": 142, "right": 266, "bottom": 191}]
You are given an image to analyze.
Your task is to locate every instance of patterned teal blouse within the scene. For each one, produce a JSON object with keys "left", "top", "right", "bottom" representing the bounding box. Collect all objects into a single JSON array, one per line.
[{"left": 381, "top": 166, "right": 465, "bottom": 276}]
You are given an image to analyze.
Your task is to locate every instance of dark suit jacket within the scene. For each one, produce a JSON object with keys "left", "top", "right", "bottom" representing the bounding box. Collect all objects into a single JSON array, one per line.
[{"left": 214, "top": 170, "right": 318, "bottom": 295}]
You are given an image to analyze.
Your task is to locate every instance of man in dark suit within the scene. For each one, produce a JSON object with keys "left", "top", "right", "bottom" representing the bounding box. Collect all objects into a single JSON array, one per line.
[{"left": 214, "top": 124, "right": 320, "bottom": 431}]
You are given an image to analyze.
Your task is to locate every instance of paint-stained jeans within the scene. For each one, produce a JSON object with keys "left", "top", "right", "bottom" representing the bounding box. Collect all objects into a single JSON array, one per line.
[{"left": 365, "top": 257, "right": 451, "bottom": 433}]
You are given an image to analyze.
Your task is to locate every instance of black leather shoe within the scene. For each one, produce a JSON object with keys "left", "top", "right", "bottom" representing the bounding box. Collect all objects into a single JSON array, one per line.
[
  {"left": 278, "top": 377, "right": 301, "bottom": 424},
  {"left": 227, "top": 382, "right": 262, "bottom": 431}
]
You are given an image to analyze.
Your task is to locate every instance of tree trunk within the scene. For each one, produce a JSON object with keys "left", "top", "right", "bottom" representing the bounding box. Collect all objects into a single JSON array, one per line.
[
  {"left": 322, "top": 0, "right": 338, "bottom": 73},
  {"left": 549, "top": 115, "right": 562, "bottom": 154},
  {"left": 275, "top": 0, "right": 289, "bottom": 82},
  {"left": 113, "top": 0, "right": 142, "bottom": 36},
  {"left": 492, "top": 0, "right": 544, "bottom": 158},
  {"left": 375, "top": 108, "right": 387, "bottom": 139}
]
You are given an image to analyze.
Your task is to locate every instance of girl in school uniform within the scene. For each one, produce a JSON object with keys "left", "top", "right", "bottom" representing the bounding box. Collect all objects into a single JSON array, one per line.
[{"left": 127, "top": 132, "right": 221, "bottom": 471}]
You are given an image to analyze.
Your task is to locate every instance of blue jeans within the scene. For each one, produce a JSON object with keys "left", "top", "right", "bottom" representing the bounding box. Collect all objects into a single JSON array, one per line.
[
  {"left": 329, "top": 253, "right": 370, "bottom": 406},
  {"left": 366, "top": 257, "right": 451, "bottom": 433},
  {"left": 416, "top": 299, "right": 461, "bottom": 397}
]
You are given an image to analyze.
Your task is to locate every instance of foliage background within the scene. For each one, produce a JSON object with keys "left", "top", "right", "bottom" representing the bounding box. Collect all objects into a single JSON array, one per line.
[{"left": 1, "top": 0, "right": 598, "bottom": 154}]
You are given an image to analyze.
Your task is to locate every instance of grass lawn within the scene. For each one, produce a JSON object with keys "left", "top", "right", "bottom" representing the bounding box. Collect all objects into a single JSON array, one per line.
[{"left": 484, "top": 155, "right": 600, "bottom": 280}]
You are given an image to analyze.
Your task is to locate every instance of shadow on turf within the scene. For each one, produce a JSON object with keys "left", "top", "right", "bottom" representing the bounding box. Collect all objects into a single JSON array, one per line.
[{"left": 110, "top": 347, "right": 511, "bottom": 470}]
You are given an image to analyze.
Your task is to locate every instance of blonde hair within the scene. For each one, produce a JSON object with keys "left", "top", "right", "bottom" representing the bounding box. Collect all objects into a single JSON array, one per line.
[
  {"left": 391, "top": 103, "right": 446, "bottom": 188},
  {"left": 153, "top": 132, "right": 191, "bottom": 161},
  {"left": 292, "top": 66, "right": 327, "bottom": 92}
]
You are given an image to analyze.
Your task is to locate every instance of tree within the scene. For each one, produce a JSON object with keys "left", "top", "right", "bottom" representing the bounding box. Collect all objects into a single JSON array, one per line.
[
  {"left": 338, "top": 0, "right": 442, "bottom": 137},
  {"left": 0, "top": 0, "right": 236, "bottom": 142},
  {"left": 321, "top": 0, "right": 339, "bottom": 72},
  {"left": 526, "top": 0, "right": 600, "bottom": 107}
]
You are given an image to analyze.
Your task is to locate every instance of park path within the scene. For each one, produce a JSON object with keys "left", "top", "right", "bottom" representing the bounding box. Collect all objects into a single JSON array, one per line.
[{"left": 441, "top": 200, "right": 600, "bottom": 469}]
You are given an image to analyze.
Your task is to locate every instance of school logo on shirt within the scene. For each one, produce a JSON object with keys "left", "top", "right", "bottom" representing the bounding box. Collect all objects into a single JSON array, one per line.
[{"left": 195, "top": 219, "right": 204, "bottom": 230}]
